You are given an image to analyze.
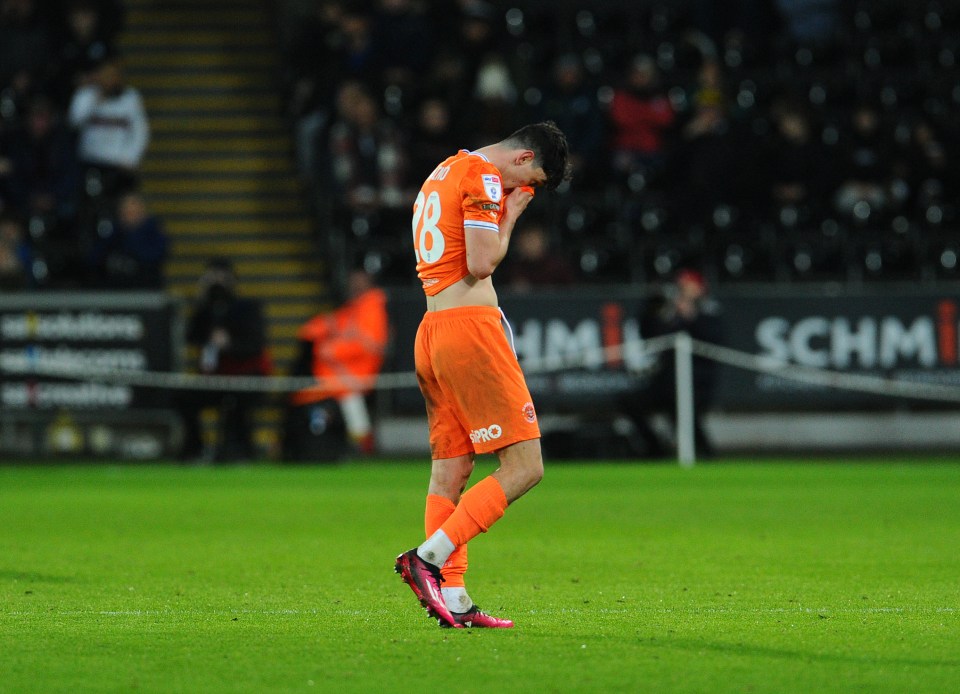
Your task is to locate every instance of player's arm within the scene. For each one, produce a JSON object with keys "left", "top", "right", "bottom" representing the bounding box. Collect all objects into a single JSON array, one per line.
[{"left": 465, "top": 186, "right": 534, "bottom": 279}]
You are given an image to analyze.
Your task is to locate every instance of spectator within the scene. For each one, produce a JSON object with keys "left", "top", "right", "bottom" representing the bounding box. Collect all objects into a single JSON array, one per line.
[
  {"left": 899, "top": 119, "right": 954, "bottom": 220},
  {"left": 371, "top": 0, "right": 434, "bottom": 91},
  {"left": 284, "top": 3, "right": 396, "bottom": 188},
  {"left": 0, "top": 142, "right": 11, "bottom": 209},
  {"left": 73, "top": 0, "right": 125, "bottom": 45},
  {"left": 620, "top": 269, "right": 723, "bottom": 458},
  {"left": 5, "top": 95, "right": 80, "bottom": 225},
  {"left": 323, "top": 84, "right": 409, "bottom": 214},
  {"left": 177, "top": 258, "right": 271, "bottom": 462},
  {"left": 0, "top": 213, "right": 31, "bottom": 289},
  {"left": 669, "top": 77, "right": 739, "bottom": 227},
  {"left": 833, "top": 102, "right": 894, "bottom": 221},
  {"left": 285, "top": 2, "right": 378, "bottom": 91},
  {"left": 87, "top": 191, "right": 168, "bottom": 289},
  {"left": 408, "top": 96, "right": 461, "bottom": 183},
  {"left": 329, "top": 6, "right": 381, "bottom": 90},
  {"left": 286, "top": 1, "right": 347, "bottom": 183},
  {"left": 49, "top": 0, "right": 116, "bottom": 108},
  {"left": 764, "top": 101, "right": 828, "bottom": 218},
  {"left": 535, "top": 53, "right": 606, "bottom": 185},
  {"left": 68, "top": 55, "right": 149, "bottom": 199},
  {"left": 0, "top": 0, "right": 52, "bottom": 119},
  {"left": 283, "top": 268, "right": 389, "bottom": 460},
  {"left": 463, "top": 55, "right": 518, "bottom": 147},
  {"left": 607, "top": 54, "right": 676, "bottom": 181},
  {"left": 499, "top": 223, "right": 577, "bottom": 290},
  {"left": 285, "top": 0, "right": 345, "bottom": 92},
  {"left": 0, "top": 232, "right": 27, "bottom": 288},
  {"left": 429, "top": 3, "right": 500, "bottom": 137}
]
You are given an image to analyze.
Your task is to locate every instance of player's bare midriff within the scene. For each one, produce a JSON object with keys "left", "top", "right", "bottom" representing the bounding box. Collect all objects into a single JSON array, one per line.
[{"left": 425, "top": 275, "right": 498, "bottom": 311}]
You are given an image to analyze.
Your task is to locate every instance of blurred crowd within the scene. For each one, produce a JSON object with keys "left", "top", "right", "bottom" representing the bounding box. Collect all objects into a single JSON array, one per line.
[
  {"left": 2, "top": 0, "right": 958, "bottom": 293},
  {"left": 0, "top": 0, "right": 165, "bottom": 291},
  {"left": 278, "top": 0, "right": 960, "bottom": 286}
]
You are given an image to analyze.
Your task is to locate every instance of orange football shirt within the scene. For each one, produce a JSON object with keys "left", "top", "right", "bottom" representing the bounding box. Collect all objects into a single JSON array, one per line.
[{"left": 413, "top": 150, "right": 504, "bottom": 295}]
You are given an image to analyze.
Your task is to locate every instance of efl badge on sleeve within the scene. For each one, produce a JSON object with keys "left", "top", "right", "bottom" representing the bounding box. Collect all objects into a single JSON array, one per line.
[{"left": 481, "top": 174, "right": 502, "bottom": 203}]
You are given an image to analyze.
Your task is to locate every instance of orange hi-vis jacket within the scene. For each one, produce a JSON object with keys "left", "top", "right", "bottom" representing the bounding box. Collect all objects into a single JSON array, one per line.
[{"left": 292, "top": 287, "right": 389, "bottom": 405}]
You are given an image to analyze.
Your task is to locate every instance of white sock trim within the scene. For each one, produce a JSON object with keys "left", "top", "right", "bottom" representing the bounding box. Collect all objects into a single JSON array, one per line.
[
  {"left": 417, "top": 529, "right": 455, "bottom": 568},
  {"left": 441, "top": 587, "right": 473, "bottom": 613}
]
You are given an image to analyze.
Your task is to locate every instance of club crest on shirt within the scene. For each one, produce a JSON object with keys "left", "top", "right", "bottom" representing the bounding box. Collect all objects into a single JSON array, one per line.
[
  {"left": 521, "top": 402, "right": 537, "bottom": 423},
  {"left": 481, "top": 174, "right": 502, "bottom": 203}
]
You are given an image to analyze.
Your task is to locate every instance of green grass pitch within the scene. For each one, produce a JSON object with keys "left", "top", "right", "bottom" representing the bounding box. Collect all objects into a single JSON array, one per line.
[{"left": 2, "top": 459, "right": 959, "bottom": 693}]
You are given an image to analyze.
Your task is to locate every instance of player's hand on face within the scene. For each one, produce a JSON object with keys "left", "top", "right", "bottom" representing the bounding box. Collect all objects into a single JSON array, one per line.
[{"left": 504, "top": 185, "right": 535, "bottom": 218}]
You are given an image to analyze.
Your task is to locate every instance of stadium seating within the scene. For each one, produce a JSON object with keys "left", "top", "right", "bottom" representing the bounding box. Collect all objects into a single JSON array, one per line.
[{"left": 270, "top": 0, "right": 959, "bottom": 289}]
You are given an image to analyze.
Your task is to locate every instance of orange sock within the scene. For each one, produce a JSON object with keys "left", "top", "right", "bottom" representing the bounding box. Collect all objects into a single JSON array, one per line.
[
  {"left": 439, "top": 476, "right": 508, "bottom": 548},
  {"left": 425, "top": 494, "right": 468, "bottom": 588}
]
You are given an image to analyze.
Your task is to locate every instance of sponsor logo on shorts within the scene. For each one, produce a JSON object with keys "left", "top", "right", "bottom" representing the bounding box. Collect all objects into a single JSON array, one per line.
[
  {"left": 470, "top": 424, "right": 503, "bottom": 443},
  {"left": 522, "top": 402, "right": 537, "bottom": 423}
]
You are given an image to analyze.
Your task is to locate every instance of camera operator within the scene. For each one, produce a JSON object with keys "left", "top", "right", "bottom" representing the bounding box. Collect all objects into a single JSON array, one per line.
[{"left": 177, "top": 257, "right": 271, "bottom": 462}]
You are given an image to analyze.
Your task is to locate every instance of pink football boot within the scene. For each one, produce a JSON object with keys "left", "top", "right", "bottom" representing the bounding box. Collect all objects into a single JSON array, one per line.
[
  {"left": 449, "top": 605, "right": 514, "bottom": 629},
  {"left": 394, "top": 549, "right": 462, "bottom": 628}
]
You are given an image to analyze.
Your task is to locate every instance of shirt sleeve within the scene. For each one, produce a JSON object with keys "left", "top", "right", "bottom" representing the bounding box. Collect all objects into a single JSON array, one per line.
[
  {"left": 460, "top": 162, "right": 503, "bottom": 234},
  {"left": 68, "top": 85, "right": 99, "bottom": 127},
  {"left": 118, "top": 89, "right": 150, "bottom": 168}
]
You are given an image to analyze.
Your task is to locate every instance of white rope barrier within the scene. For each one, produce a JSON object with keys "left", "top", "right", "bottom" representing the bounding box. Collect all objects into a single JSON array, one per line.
[
  {"left": 3, "top": 331, "right": 960, "bottom": 403},
  {"left": 0, "top": 333, "right": 680, "bottom": 393},
  {"left": 689, "top": 338, "right": 960, "bottom": 404},
  {"left": 0, "top": 358, "right": 407, "bottom": 393},
  {"left": 520, "top": 332, "right": 678, "bottom": 375}
]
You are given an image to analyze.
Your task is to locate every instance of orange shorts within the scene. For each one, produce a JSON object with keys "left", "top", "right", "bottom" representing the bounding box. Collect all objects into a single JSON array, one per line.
[{"left": 415, "top": 306, "right": 540, "bottom": 459}]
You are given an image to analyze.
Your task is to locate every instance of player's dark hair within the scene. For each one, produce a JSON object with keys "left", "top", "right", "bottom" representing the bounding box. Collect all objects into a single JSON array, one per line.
[{"left": 503, "top": 121, "right": 572, "bottom": 191}]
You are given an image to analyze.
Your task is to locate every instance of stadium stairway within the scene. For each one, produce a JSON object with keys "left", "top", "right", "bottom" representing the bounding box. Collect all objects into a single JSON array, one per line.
[{"left": 119, "top": 0, "right": 327, "bottom": 457}]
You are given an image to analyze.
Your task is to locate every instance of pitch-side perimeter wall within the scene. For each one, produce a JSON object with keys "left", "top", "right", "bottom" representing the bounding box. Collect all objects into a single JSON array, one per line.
[
  {"left": 387, "top": 285, "right": 960, "bottom": 413},
  {"left": 384, "top": 285, "right": 960, "bottom": 454},
  {"left": 0, "top": 292, "right": 180, "bottom": 459}
]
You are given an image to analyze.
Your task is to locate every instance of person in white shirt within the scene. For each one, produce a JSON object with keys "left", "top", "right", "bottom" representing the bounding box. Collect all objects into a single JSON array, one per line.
[{"left": 68, "top": 56, "right": 149, "bottom": 197}]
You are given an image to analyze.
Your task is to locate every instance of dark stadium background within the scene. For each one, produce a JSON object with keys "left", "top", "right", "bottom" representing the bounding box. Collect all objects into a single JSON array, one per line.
[{"left": 1, "top": 0, "right": 959, "bottom": 460}]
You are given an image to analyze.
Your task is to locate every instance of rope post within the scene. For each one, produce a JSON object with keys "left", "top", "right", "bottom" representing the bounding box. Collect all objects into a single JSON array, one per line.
[{"left": 674, "top": 331, "right": 696, "bottom": 468}]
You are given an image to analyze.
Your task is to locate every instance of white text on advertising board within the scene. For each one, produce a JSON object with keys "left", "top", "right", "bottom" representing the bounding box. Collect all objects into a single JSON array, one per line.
[{"left": 756, "top": 315, "right": 941, "bottom": 369}]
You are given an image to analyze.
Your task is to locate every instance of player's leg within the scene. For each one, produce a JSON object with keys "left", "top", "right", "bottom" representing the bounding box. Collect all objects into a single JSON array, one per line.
[
  {"left": 426, "top": 454, "right": 473, "bottom": 597},
  {"left": 405, "top": 452, "right": 518, "bottom": 627},
  {"left": 416, "top": 438, "right": 542, "bottom": 628},
  {"left": 491, "top": 437, "right": 544, "bottom": 502},
  {"left": 397, "top": 462, "right": 468, "bottom": 627},
  {"left": 398, "top": 308, "right": 536, "bottom": 628},
  {"left": 427, "top": 453, "right": 475, "bottom": 500},
  {"left": 418, "top": 435, "right": 542, "bottom": 563},
  {"left": 421, "top": 436, "right": 541, "bottom": 554},
  {"left": 415, "top": 307, "right": 542, "bottom": 567},
  {"left": 395, "top": 318, "right": 470, "bottom": 627}
]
